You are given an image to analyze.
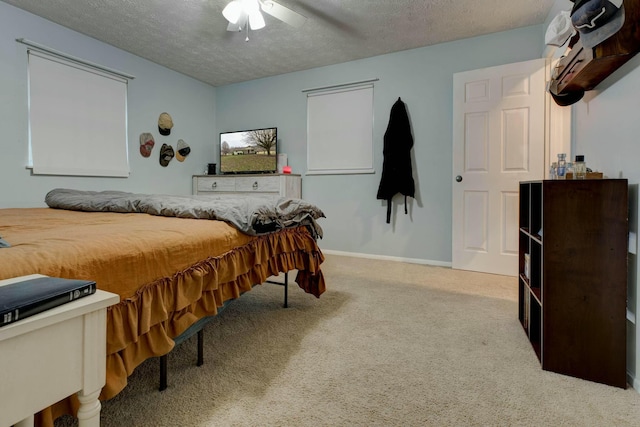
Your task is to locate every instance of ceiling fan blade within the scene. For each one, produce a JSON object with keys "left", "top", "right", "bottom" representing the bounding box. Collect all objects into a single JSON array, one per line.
[
  {"left": 227, "top": 21, "right": 241, "bottom": 31},
  {"left": 260, "top": 0, "right": 307, "bottom": 28},
  {"left": 227, "top": 13, "right": 247, "bottom": 32}
]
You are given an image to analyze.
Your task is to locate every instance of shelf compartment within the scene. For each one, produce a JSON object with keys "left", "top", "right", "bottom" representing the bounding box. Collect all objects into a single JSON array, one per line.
[
  {"left": 529, "top": 182, "right": 542, "bottom": 236},
  {"left": 528, "top": 237, "right": 541, "bottom": 290},
  {"left": 519, "top": 183, "right": 530, "bottom": 230},
  {"left": 528, "top": 300, "right": 541, "bottom": 361}
]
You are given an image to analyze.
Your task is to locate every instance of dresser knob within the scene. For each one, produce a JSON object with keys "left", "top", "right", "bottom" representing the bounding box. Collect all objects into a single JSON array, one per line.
[
  {"left": 211, "top": 182, "right": 217, "bottom": 189},
  {"left": 253, "top": 181, "right": 258, "bottom": 190}
]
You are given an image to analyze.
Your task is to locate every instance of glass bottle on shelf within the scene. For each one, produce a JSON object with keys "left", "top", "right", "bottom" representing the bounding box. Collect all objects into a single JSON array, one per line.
[
  {"left": 574, "top": 155, "right": 586, "bottom": 179},
  {"left": 549, "top": 162, "right": 557, "bottom": 180},
  {"left": 556, "top": 153, "right": 567, "bottom": 179}
]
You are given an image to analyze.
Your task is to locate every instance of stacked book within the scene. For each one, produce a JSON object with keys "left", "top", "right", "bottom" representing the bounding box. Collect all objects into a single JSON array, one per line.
[{"left": 0, "top": 276, "right": 96, "bottom": 327}]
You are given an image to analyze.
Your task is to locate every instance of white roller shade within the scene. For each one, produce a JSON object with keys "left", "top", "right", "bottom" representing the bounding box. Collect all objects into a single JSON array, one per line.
[
  {"left": 306, "top": 83, "right": 374, "bottom": 175},
  {"left": 28, "top": 50, "right": 129, "bottom": 177}
]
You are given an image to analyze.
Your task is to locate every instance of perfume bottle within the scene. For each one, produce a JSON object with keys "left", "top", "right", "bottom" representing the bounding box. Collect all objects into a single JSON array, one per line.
[
  {"left": 556, "top": 153, "right": 567, "bottom": 179},
  {"left": 566, "top": 161, "right": 574, "bottom": 179},
  {"left": 574, "top": 155, "right": 586, "bottom": 179}
]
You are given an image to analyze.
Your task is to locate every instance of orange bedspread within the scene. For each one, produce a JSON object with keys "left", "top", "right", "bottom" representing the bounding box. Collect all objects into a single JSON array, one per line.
[{"left": 0, "top": 208, "right": 325, "bottom": 425}]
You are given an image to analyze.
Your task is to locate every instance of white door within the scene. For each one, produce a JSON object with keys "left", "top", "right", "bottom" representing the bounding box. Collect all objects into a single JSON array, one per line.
[{"left": 452, "top": 58, "right": 546, "bottom": 276}]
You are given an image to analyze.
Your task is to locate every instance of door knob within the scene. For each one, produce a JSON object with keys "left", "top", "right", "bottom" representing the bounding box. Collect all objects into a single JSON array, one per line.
[{"left": 455, "top": 175, "right": 463, "bottom": 182}]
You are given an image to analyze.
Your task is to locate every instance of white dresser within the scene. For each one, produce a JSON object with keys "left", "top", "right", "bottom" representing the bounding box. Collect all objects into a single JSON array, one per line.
[{"left": 192, "top": 174, "right": 301, "bottom": 198}]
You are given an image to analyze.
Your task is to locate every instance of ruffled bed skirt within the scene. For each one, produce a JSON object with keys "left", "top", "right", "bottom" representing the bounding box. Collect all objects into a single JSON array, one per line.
[{"left": 38, "top": 227, "right": 324, "bottom": 427}]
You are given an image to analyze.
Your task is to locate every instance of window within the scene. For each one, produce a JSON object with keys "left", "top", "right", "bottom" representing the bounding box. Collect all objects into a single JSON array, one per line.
[
  {"left": 27, "top": 48, "right": 130, "bottom": 177},
  {"left": 306, "top": 83, "right": 374, "bottom": 175}
]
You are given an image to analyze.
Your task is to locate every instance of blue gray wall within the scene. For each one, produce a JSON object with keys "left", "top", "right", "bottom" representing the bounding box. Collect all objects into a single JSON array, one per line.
[
  {"left": 215, "top": 25, "right": 545, "bottom": 264},
  {"left": 0, "top": 1, "right": 216, "bottom": 208}
]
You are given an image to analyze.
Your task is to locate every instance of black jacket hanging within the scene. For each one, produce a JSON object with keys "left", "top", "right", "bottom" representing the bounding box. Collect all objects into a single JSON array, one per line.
[{"left": 376, "top": 97, "right": 415, "bottom": 223}]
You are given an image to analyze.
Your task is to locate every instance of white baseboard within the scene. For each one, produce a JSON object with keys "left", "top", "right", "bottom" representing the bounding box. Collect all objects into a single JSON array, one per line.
[
  {"left": 321, "top": 249, "right": 452, "bottom": 268},
  {"left": 628, "top": 372, "right": 640, "bottom": 393}
]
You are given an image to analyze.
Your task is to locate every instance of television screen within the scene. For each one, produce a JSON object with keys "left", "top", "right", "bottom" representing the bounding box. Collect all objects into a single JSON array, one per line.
[{"left": 219, "top": 127, "right": 277, "bottom": 174}]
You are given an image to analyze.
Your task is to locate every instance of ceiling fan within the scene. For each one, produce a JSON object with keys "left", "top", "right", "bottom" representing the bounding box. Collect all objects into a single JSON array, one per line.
[{"left": 222, "top": 0, "right": 307, "bottom": 33}]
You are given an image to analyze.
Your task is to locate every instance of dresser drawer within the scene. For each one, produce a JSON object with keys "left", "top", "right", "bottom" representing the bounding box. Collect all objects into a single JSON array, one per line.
[
  {"left": 196, "top": 177, "right": 236, "bottom": 193},
  {"left": 235, "top": 176, "right": 279, "bottom": 193},
  {"left": 193, "top": 174, "right": 301, "bottom": 198}
]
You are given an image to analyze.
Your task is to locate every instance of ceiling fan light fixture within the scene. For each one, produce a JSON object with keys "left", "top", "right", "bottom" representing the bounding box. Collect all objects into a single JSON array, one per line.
[
  {"left": 222, "top": 1, "right": 242, "bottom": 24},
  {"left": 224, "top": 0, "right": 307, "bottom": 36},
  {"left": 241, "top": 0, "right": 260, "bottom": 14},
  {"left": 249, "top": 11, "right": 266, "bottom": 30}
]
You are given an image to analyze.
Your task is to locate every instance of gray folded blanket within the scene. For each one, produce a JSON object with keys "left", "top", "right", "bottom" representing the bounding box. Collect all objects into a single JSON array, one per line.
[{"left": 45, "top": 188, "right": 325, "bottom": 238}]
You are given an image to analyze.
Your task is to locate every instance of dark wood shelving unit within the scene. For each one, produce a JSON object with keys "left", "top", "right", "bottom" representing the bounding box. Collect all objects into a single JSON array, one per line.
[{"left": 518, "top": 179, "right": 628, "bottom": 388}]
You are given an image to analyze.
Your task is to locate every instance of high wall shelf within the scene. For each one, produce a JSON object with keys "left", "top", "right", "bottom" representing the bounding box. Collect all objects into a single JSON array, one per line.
[
  {"left": 518, "top": 179, "right": 628, "bottom": 388},
  {"left": 550, "top": 0, "right": 640, "bottom": 96}
]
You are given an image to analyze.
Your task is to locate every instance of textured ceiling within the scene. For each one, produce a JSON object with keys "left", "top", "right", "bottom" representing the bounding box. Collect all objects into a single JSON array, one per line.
[{"left": 2, "top": 0, "right": 555, "bottom": 87}]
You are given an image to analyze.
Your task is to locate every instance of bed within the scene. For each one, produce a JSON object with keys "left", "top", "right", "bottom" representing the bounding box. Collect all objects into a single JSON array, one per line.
[{"left": 0, "top": 189, "right": 326, "bottom": 426}]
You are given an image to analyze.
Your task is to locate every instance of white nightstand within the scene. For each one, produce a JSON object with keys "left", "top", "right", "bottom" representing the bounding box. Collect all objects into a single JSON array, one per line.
[{"left": 0, "top": 275, "right": 119, "bottom": 427}]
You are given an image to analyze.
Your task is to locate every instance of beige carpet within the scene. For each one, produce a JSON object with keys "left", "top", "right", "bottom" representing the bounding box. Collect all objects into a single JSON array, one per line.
[{"left": 57, "top": 254, "right": 640, "bottom": 426}]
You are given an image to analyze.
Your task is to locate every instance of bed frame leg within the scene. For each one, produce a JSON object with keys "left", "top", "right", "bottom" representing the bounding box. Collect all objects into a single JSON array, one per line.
[
  {"left": 197, "top": 329, "right": 204, "bottom": 366},
  {"left": 157, "top": 272, "right": 286, "bottom": 393},
  {"left": 159, "top": 355, "right": 168, "bottom": 391},
  {"left": 283, "top": 271, "right": 288, "bottom": 308},
  {"left": 265, "top": 271, "right": 289, "bottom": 308}
]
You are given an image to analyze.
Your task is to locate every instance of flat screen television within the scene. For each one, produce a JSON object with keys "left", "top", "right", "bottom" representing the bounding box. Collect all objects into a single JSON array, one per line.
[{"left": 219, "top": 127, "right": 277, "bottom": 174}]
